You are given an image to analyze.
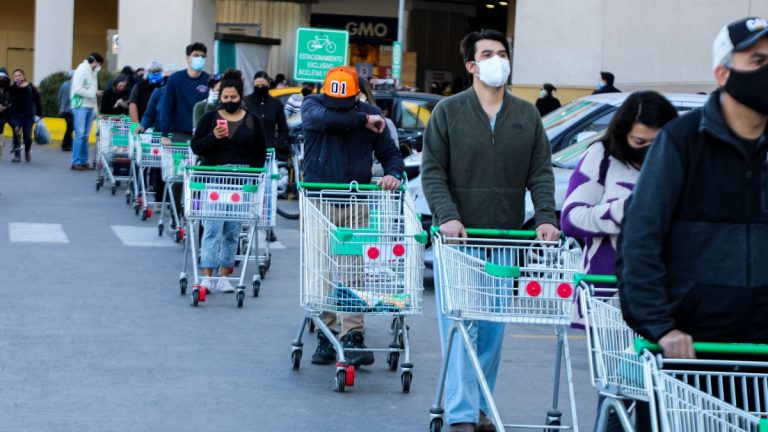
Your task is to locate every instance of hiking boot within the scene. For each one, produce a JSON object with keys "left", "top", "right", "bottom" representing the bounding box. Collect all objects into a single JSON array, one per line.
[
  {"left": 476, "top": 412, "right": 496, "bottom": 432},
  {"left": 311, "top": 332, "right": 337, "bottom": 365},
  {"left": 11, "top": 154, "right": 20, "bottom": 163},
  {"left": 341, "top": 331, "right": 374, "bottom": 367}
]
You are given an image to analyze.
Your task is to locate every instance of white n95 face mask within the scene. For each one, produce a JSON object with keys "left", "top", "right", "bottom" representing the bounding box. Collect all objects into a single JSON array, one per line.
[{"left": 474, "top": 56, "right": 510, "bottom": 88}]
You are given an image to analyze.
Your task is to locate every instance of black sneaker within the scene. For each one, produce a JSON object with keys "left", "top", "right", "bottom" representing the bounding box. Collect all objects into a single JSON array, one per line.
[
  {"left": 311, "top": 332, "right": 337, "bottom": 365},
  {"left": 341, "top": 331, "right": 374, "bottom": 367}
]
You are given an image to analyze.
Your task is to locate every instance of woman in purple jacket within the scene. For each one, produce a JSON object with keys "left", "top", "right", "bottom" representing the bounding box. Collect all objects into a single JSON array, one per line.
[{"left": 560, "top": 91, "right": 678, "bottom": 431}]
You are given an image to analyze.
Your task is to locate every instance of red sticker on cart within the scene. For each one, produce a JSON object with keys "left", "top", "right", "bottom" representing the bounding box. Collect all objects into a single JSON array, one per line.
[
  {"left": 210, "top": 192, "right": 219, "bottom": 201},
  {"left": 392, "top": 244, "right": 405, "bottom": 257},
  {"left": 152, "top": 148, "right": 159, "bottom": 155},
  {"left": 526, "top": 281, "right": 541, "bottom": 297},
  {"left": 231, "top": 193, "right": 241, "bottom": 203},
  {"left": 367, "top": 246, "right": 380, "bottom": 259},
  {"left": 557, "top": 283, "right": 572, "bottom": 299}
]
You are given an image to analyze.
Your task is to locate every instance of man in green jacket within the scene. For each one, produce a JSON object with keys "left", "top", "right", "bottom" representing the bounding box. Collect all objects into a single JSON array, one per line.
[{"left": 422, "top": 29, "right": 558, "bottom": 432}]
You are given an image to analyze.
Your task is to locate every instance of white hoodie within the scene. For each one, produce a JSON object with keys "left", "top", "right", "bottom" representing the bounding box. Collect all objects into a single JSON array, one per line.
[{"left": 70, "top": 60, "right": 98, "bottom": 109}]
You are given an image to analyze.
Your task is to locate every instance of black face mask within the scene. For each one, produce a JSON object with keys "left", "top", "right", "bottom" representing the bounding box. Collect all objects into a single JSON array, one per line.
[
  {"left": 220, "top": 101, "right": 241, "bottom": 114},
  {"left": 724, "top": 64, "right": 768, "bottom": 115},
  {"left": 254, "top": 86, "right": 269, "bottom": 97},
  {"left": 627, "top": 145, "right": 649, "bottom": 165}
]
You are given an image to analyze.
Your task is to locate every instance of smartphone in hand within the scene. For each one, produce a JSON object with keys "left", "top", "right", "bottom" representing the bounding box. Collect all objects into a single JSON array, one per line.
[{"left": 216, "top": 119, "right": 229, "bottom": 137}]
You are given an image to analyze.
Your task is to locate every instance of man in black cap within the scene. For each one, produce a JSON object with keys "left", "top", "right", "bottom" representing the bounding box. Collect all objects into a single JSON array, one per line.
[{"left": 618, "top": 16, "right": 768, "bottom": 358}]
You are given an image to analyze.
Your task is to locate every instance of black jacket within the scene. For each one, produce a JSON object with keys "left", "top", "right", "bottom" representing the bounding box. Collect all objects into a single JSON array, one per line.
[
  {"left": 535, "top": 95, "right": 561, "bottom": 116},
  {"left": 8, "top": 83, "right": 42, "bottom": 120},
  {"left": 301, "top": 94, "right": 403, "bottom": 184},
  {"left": 244, "top": 93, "right": 288, "bottom": 155},
  {"left": 191, "top": 110, "right": 267, "bottom": 168},
  {"left": 617, "top": 91, "right": 768, "bottom": 343},
  {"left": 592, "top": 85, "right": 621, "bottom": 95}
]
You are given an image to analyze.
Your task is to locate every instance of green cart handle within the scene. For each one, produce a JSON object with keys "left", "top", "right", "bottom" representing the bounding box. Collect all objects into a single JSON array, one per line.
[
  {"left": 298, "top": 181, "right": 406, "bottom": 192},
  {"left": 165, "top": 142, "right": 191, "bottom": 148},
  {"left": 634, "top": 337, "right": 768, "bottom": 356},
  {"left": 429, "top": 226, "right": 537, "bottom": 239},
  {"left": 574, "top": 273, "right": 618, "bottom": 286},
  {"left": 266, "top": 147, "right": 275, "bottom": 153},
  {"left": 184, "top": 165, "right": 266, "bottom": 173}
]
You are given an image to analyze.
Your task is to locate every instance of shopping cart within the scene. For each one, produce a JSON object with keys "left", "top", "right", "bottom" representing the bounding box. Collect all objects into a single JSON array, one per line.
[
  {"left": 180, "top": 165, "right": 266, "bottom": 308},
  {"left": 131, "top": 131, "right": 164, "bottom": 220},
  {"left": 428, "top": 229, "right": 581, "bottom": 432},
  {"left": 577, "top": 274, "right": 648, "bottom": 431},
  {"left": 158, "top": 142, "right": 195, "bottom": 242},
  {"left": 95, "top": 115, "right": 134, "bottom": 197},
  {"left": 290, "top": 182, "right": 427, "bottom": 393},
  {"left": 639, "top": 340, "right": 768, "bottom": 432}
]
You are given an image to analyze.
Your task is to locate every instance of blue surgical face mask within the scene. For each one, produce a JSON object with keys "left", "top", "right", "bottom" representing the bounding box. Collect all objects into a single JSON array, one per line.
[
  {"left": 190, "top": 56, "right": 206, "bottom": 72},
  {"left": 148, "top": 72, "right": 163, "bottom": 85},
  {"left": 597, "top": 81, "right": 604, "bottom": 90}
]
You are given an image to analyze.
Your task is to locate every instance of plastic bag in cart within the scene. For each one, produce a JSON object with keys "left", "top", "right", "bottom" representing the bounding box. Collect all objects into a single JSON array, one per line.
[{"left": 332, "top": 284, "right": 411, "bottom": 313}]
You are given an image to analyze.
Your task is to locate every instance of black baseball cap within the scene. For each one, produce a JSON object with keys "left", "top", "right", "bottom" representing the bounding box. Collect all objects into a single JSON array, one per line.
[{"left": 713, "top": 17, "right": 768, "bottom": 68}]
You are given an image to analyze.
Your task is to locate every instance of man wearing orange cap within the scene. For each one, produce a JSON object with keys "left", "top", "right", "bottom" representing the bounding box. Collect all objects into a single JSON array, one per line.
[{"left": 301, "top": 66, "right": 404, "bottom": 367}]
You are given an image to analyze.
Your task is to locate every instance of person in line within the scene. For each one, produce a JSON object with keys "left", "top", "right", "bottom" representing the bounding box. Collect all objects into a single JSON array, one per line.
[
  {"left": 140, "top": 65, "right": 173, "bottom": 132},
  {"left": 421, "top": 30, "right": 559, "bottom": 432},
  {"left": 560, "top": 91, "right": 678, "bottom": 432},
  {"left": 271, "top": 73, "right": 288, "bottom": 89},
  {"left": 0, "top": 69, "right": 11, "bottom": 155},
  {"left": 8, "top": 69, "right": 42, "bottom": 163},
  {"left": 284, "top": 82, "right": 314, "bottom": 118},
  {"left": 129, "top": 61, "right": 164, "bottom": 131},
  {"left": 618, "top": 16, "right": 768, "bottom": 357},
  {"left": 135, "top": 67, "right": 146, "bottom": 80},
  {"left": 192, "top": 73, "right": 222, "bottom": 128},
  {"left": 58, "top": 71, "right": 74, "bottom": 151},
  {"left": 158, "top": 42, "right": 210, "bottom": 145},
  {"left": 245, "top": 71, "right": 288, "bottom": 158},
  {"left": 100, "top": 75, "right": 130, "bottom": 116},
  {"left": 70, "top": 52, "right": 104, "bottom": 171},
  {"left": 535, "top": 83, "right": 561, "bottom": 116},
  {"left": 592, "top": 71, "right": 621, "bottom": 95},
  {"left": 302, "top": 66, "right": 404, "bottom": 368},
  {"left": 190, "top": 69, "right": 268, "bottom": 293}
]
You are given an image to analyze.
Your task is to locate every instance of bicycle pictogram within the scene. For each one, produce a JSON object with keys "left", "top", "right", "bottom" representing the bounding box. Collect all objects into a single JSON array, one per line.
[{"left": 307, "top": 35, "right": 337, "bottom": 54}]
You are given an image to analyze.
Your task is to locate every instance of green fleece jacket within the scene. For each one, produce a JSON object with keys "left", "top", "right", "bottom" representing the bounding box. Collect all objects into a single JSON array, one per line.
[{"left": 421, "top": 87, "right": 556, "bottom": 229}]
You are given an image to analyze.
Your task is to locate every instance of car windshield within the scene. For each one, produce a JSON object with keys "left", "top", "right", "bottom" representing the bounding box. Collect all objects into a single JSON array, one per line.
[
  {"left": 543, "top": 100, "right": 604, "bottom": 140},
  {"left": 551, "top": 131, "right": 605, "bottom": 169}
]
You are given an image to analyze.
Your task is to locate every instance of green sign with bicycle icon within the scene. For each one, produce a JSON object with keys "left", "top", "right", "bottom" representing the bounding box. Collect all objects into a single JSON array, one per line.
[{"left": 294, "top": 27, "right": 349, "bottom": 82}]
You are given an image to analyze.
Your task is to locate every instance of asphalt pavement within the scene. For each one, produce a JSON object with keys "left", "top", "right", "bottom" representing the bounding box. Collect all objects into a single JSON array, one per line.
[{"left": 0, "top": 143, "right": 598, "bottom": 431}]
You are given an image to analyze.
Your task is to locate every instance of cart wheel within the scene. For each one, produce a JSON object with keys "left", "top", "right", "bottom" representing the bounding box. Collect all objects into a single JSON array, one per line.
[
  {"left": 179, "top": 278, "right": 187, "bottom": 295},
  {"left": 134, "top": 204, "right": 139, "bottom": 215},
  {"left": 387, "top": 352, "right": 400, "bottom": 371},
  {"left": 236, "top": 290, "right": 245, "bottom": 308},
  {"left": 308, "top": 320, "right": 316, "bottom": 333},
  {"left": 401, "top": 370, "right": 412, "bottom": 393},
  {"left": 126, "top": 192, "right": 131, "bottom": 205},
  {"left": 111, "top": 185, "right": 117, "bottom": 195},
  {"left": 158, "top": 224, "right": 164, "bottom": 237},
  {"left": 345, "top": 365, "right": 355, "bottom": 387},
  {"left": 252, "top": 280, "right": 261, "bottom": 297},
  {"left": 191, "top": 289, "right": 200, "bottom": 307},
  {"left": 428, "top": 418, "right": 443, "bottom": 432},
  {"left": 95, "top": 180, "right": 101, "bottom": 191},
  {"left": 334, "top": 369, "right": 346, "bottom": 392},
  {"left": 545, "top": 418, "right": 561, "bottom": 432},
  {"left": 291, "top": 350, "right": 302, "bottom": 370},
  {"left": 259, "top": 264, "right": 267, "bottom": 280}
]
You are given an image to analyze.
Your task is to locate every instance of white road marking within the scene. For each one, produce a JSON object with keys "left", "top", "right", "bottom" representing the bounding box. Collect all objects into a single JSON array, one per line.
[
  {"left": 9, "top": 223, "right": 69, "bottom": 243},
  {"left": 259, "top": 241, "right": 286, "bottom": 250},
  {"left": 111, "top": 225, "right": 176, "bottom": 248}
]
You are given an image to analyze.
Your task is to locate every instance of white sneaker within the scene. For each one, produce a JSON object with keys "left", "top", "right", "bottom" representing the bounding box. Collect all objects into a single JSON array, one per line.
[
  {"left": 215, "top": 278, "right": 236, "bottom": 293},
  {"left": 199, "top": 278, "right": 213, "bottom": 292}
]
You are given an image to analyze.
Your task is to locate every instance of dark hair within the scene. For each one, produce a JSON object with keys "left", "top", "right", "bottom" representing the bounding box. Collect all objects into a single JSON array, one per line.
[
  {"left": 13, "top": 68, "right": 25, "bottom": 76},
  {"left": 603, "top": 91, "right": 678, "bottom": 164},
  {"left": 121, "top": 66, "right": 134, "bottom": 76},
  {"left": 186, "top": 42, "right": 207, "bottom": 56},
  {"left": 135, "top": 67, "right": 145, "bottom": 73},
  {"left": 542, "top": 83, "right": 556, "bottom": 94},
  {"left": 253, "top": 71, "right": 271, "bottom": 82},
  {"left": 460, "top": 29, "right": 510, "bottom": 63},
  {"left": 220, "top": 68, "right": 244, "bottom": 98},
  {"left": 600, "top": 71, "right": 615, "bottom": 86},
  {"left": 274, "top": 73, "right": 286, "bottom": 83},
  {"left": 358, "top": 77, "right": 376, "bottom": 105},
  {"left": 88, "top": 53, "right": 104, "bottom": 64}
]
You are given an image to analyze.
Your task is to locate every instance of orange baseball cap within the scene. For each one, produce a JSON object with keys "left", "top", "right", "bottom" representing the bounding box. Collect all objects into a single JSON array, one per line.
[{"left": 323, "top": 66, "right": 360, "bottom": 109}]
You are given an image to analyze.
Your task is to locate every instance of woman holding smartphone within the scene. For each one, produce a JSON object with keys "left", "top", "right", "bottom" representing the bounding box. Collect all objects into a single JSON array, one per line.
[{"left": 191, "top": 69, "right": 268, "bottom": 293}]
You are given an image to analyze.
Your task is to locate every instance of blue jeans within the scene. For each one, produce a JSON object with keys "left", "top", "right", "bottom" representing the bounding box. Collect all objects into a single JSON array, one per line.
[
  {"left": 200, "top": 220, "right": 242, "bottom": 269},
  {"left": 72, "top": 107, "right": 94, "bottom": 165},
  {"left": 435, "top": 246, "right": 508, "bottom": 425}
]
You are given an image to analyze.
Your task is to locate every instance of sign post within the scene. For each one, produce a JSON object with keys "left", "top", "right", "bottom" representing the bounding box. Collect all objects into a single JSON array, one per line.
[
  {"left": 392, "top": 41, "right": 402, "bottom": 88},
  {"left": 294, "top": 27, "right": 349, "bottom": 83}
]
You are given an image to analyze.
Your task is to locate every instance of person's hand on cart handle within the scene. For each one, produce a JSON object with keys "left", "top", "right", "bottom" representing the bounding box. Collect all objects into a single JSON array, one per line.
[
  {"left": 440, "top": 219, "right": 467, "bottom": 241},
  {"left": 365, "top": 114, "right": 386, "bottom": 134},
  {"left": 536, "top": 223, "right": 560, "bottom": 241},
  {"left": 135, "top": 125, "right": 145, "bottom": 134},
  {"left": 377, "top": 175, "right": 400, "bottom": 190},
  {"left": 160, "top": 137, "right": 171, "bottom": 145},
  {"left": 659, "top": 329, "right": 696, "bottom": 359}
]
